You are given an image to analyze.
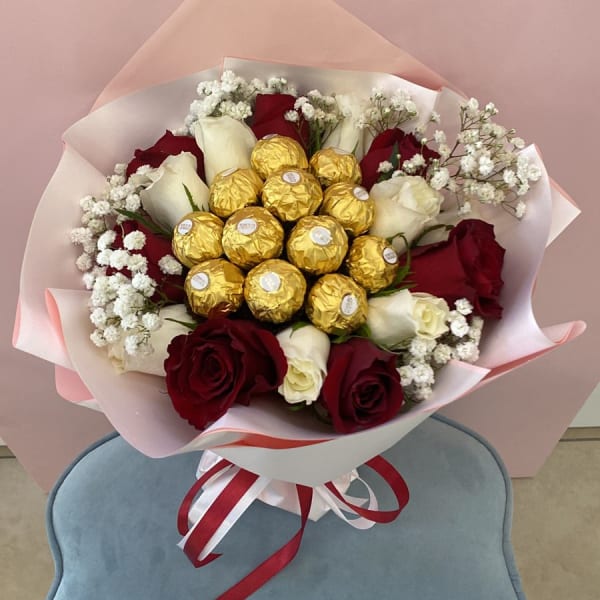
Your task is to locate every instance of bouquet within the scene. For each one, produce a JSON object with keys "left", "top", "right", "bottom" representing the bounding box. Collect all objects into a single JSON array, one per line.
[{"left": 14, "top": 48, "right": 584, "bottom": 597}]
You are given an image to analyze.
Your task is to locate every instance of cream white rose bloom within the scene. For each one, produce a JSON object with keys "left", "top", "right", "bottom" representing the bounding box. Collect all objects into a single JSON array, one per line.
[
  {"left": 367, "top": 290, "right": 450, "bottom": 347},
  {"left": 108, "top": 305, "right": 192, "bottom": 376},
  {"left": 193, "top": 115, "right": 257, "bottom": 184},
  {"left": 411, "top": 293, "right": 450, "bottom": 339},
  {"left": 323, "top": 94, "right": 372, "bottom": 159},
  {"left": 141, "top": 152, "right": 209, "bottom": 230},
  {"left": 369, "top": 176, "right": 443, "bottom": 252},
  {"left": 276, "top": 325, "right": 331, "bottom": 404},
  {"left": 367, "top": 289, "right": 416, "bottom": 347}
]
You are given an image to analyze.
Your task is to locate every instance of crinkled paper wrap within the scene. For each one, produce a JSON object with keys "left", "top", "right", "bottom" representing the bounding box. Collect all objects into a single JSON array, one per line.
[{"left": 14, "top": 54, "right": 583, "bottom": 486}]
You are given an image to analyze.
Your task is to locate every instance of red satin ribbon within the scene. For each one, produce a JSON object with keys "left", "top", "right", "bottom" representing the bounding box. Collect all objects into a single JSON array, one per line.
[{"left": 177, "top": 455, "right": 409, "bottom": 599}]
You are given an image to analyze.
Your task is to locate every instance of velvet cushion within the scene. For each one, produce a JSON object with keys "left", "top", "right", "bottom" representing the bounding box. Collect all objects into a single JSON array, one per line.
[{"left": 46, "top": 415, "right": 526, "bottom": 599}]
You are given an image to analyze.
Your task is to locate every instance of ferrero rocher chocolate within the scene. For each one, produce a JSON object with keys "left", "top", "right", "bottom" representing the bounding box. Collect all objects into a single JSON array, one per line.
[
  {"left": 286, "top": 215, "right": 348, "bottom": 275},
  {"left": 222, "top": 206, "right": 284, "bottom": 269},
  {"left": 309, "top": 147, "right": 362, "bottom": 187},
  {"left": 244, "top": 259, "right": 307, "bottom": 323},
  {"left": 185, "top": 258, "right": 245, "bottom": 317},
  {"left": 250, "top": 134, "right": 309, "bottom": 180},
  {"left": 262, "top": 169, "right": 323, "bottom": 222},
  {"left": 306, "top": 274, "right": 367, "bottom": 334},
  {"left": 172, "top": 212, "right": 224, "bottom": 268},
  {"left": 321, "top": 183, "right": 374, "bottom": 236},
  {"left": 346, "top": 235, "right": 399, "bottom": 293},
  {"left": 208, "top": 167, "right": 263, "bottom": 218}
]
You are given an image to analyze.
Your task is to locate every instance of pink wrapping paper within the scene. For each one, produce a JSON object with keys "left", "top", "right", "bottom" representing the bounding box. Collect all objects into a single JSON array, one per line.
[{"left": 12, "top": 0, "right": 586, "bottom": 484}]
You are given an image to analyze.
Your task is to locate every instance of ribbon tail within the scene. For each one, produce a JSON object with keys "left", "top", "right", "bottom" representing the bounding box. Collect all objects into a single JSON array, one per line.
[{"left": 216, "top": 485, "right": 313, "bottom": 600}]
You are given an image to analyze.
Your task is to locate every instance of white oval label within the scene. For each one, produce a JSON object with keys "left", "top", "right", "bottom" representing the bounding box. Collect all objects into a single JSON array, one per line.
[
  {"left": 220, "top": 167, "right": 238, "bottom": 177},
  {"left": 282, "top": 171, "right": 301, "bottom": 185},
  {"left": 191, "top": 272, "right": 209, "bottom": 291},
  {"left": 310, "top": 226, "right": 333, "bottom": 246},
  {"left": 341, "top": 294, "right": 359, "bottom": 316},
  {"left": 383, "top": 247, "right": 398, "bottom": 265},
  {"left": 259, "top": 272, "right": 281, "bottom": 293},
  {"left": 177, "top": 219, "right": 193, "bottom": 235},
  {"left": 353, "top": 186, "right": 369, "bottom": 201},
  {"left": 237, "top": 218, "right": 258, "bottom": 235},
  {"left": 263, "top": 133, "right": 279, "bottom": 140}
]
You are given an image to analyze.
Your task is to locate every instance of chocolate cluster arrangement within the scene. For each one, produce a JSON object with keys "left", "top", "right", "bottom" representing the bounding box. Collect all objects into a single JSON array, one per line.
[{"left": 172, "top": 135, "right": 399, "bottom": 335}]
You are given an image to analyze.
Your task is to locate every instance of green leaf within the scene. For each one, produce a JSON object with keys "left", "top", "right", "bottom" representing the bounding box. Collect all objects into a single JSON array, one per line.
[
  {"left": 164, "top": 318, "right": 198, "bottom": 331},
  {"left": 115, "top": 209, "right": 172, "bottom": 238},
  {"left": 183, "top": 183, "right": 200, "bottom": 212},
  {"left": 287, "top": 403, "right": 307, "bottom": 412},
  {"left": 290, "top": 321, "right": 311, "bottom": 335}
]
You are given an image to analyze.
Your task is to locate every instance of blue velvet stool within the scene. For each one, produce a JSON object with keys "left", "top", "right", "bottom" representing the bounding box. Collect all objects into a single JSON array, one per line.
[{"left": 45, "top": 415, "right": 526, "bottom": 599}]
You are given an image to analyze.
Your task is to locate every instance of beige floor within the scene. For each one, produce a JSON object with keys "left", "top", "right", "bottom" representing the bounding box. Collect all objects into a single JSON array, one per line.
[{"left": 1, "top": 434, "right": 599, "bottom": 600}]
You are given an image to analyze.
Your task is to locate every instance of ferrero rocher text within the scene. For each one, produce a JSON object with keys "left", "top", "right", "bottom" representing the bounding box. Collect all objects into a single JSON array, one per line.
[
  {"left": 172, "top": 212, "right": 224, "bottom": 268},
  {"left": 185, "top": 258, "right": 245, "bottom": 317},
  {"left": 286, "top": 215, "right": 348, "bottom": 275},
  {"left": 244, "top": 259, "right": 307, "bottom": 323},
  {"left": 222, "top": 206, "right": 284, "bottom": 269},
  {"left": 306, "top": 273, "right": 367, "bottom": 334},
  {"left": 346, "top": 235, "right": 399, "bottom": 293}
]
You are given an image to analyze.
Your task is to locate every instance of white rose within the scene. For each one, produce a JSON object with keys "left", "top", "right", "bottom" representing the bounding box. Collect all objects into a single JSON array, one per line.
[
  {"left": 323, "top": 94, "right": 372, "bottom": 159},
  {"left": 193, "top": 115, "right": 257, "bottom": 184},
  {"left": 276, "top": 325, "right": 331, "bottom": 404},
  {"left": 369, "top": 176, "right": 443, "bottom": 252},
  {"left": 367, "top": 290, "right": 450, "bottom": 347},
  {"left": 140, "top": 152, "right": 209, "bottom": 230},
  {"left": 367, "top": 289, "right": 416, "bottom": 347},
  {"left": 108, "top": 305, "right": 192, "bottom": 376},
  {"left": 411, "top": 293, "right": 450, "bottom": 340}
]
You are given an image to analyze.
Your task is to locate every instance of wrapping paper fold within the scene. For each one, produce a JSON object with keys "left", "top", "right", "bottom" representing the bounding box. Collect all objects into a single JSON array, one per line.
[{"left": 14, "top": 0, "right": 584, "bottom": 487}]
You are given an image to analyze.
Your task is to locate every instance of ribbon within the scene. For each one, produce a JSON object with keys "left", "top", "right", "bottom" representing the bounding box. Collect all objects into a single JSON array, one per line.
[{"left": 177, "top": 455, "right": 409, "bottom": 599}]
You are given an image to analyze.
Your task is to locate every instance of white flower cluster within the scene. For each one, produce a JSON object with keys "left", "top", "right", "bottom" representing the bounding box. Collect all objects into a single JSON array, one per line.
[
  {"left": 421, "top": 99, "right": 541, "bottom": 218},
  {"left": 398, "top": 299, "right": 483, "bottom": 403},
  {"left": 71, "top": 162, "right": 185, "bottom": 357},
  {"left": 284, "top": 90, "right": 342, "bottom": 150},
  {"left": 357, "top": 88, "right": 418, "bottom": 135},
  {"left": 184, "top": 71, "right": 297, "bottom": 132}
]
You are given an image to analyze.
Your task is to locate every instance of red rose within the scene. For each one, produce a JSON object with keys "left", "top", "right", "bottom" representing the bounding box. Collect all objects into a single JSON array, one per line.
[
  {"left": 251, "top": 94, "right": 309, "bottom": 149},
  {"left": 125, "top": 130, "right": 205, "bottom": 180},
  {"left": 320, "top": 338, "right": 404, "bottom": 434},
  {"left": 360, "top": 128, "right": 439, "bottom": 190},
  {"left": 107, "top": 220, "right": 185, "bottom": 303},
  {"left": 407, "top": 219, "right": 506, "bottom": 319},
  {"left": 165, "top": 319, "right": 288, "bottom": 430}
]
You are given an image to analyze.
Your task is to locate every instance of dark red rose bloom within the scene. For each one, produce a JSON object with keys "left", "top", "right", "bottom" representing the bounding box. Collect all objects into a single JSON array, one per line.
[
  {"left": 406, "top": 219, "right": 506, "bottom": 319},
  {"left": 125, "top": 130, "right": 205, "bottom": 180},
  {"left": 360, "top": 128, "right": 439, "bottom": 190},
  {"left": 107, "top": 221, "right": 185, "bottom": 303},
  {"left": 320, "top": 338, "right": 404, "bottom": 434},
  {"left": 251, "top": 94, "right": 309, "bottom": 149},
  {"left": 165, "top": 319, "right": 288, "bottom": 430}
]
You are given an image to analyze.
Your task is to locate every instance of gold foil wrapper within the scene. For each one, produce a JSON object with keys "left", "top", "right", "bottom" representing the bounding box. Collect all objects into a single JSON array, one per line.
[
  {"left": 306, "top": 274, "right": 367, "bottom": 334},
  {"left": 262, "top": 169, "right": 323, "bottom": 222},
  {"left": 250, "top": 135, "right": 309, "bottom": 180},
  {"left": 208, "top": 168, "right": 263, "bottom": 218},
  {"left": 244, "top": 259, "right": 307, "bottom": 323},
  {"left": 185, "top": 258, "right": 245, "bottom": 317},
  {"left": 172, "top": 212, "right": 224, "bottom": 268},
  {"left": 346, "top": 235, "right": 399, "bottom": 293},
  {"left": 287, "top": 215, "right": 348, "bottom": 275},
  {"left": 222, "top": 206, "right": 284, "bottom": 269},
  {"left": 321, "top": 183, "right": 374, "bottom": 236},
  {"left": 309, "top": 147, "right": 362, "bottom": 187}
]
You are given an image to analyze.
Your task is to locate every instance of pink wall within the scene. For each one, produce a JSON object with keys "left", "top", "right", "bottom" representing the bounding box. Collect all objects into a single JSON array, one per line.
[{"left": 1, "top": 0, "right": 596, "bottom": 489}]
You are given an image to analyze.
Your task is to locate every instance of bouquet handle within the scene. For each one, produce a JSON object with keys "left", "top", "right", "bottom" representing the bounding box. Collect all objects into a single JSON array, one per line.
[{"left": 177, "top": 455, "right": 410, "bottom": 599}]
